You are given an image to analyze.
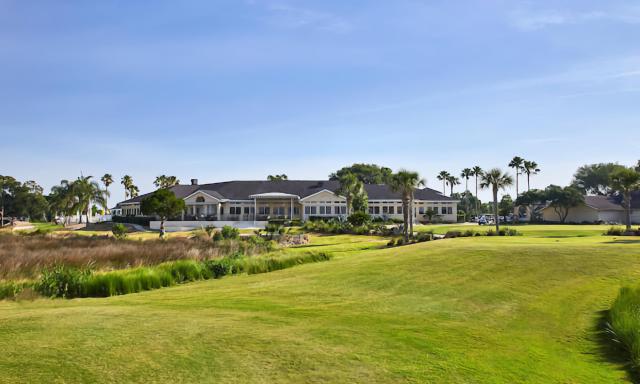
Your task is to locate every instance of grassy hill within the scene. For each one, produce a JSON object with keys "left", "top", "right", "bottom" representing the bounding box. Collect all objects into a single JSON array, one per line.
[{"left": 1, "top": 230, "right": 639, "bottom": 382}]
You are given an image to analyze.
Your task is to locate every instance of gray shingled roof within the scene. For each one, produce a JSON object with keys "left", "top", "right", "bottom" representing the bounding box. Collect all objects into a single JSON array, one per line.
[
  {"left": 116, "top": 180, "right": 455, "bottom": 206},
  {"left": 584, "top": 195, "right": 624, "bottom": 211}
]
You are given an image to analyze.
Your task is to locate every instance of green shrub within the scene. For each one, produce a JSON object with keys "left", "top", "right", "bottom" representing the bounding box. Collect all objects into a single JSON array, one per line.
[
  {"left": 605, "top": 227, "right": 625, "bottom": 236},
  {"left": 396, "top": 238, "right": 405, "bottom": 246},
  {"left": 204, "top": 225, "right": 216, "bottom": 238},
  {"left": 112, "top": 223, "right": 128, "bottom": 240},
  {"left": 36, "top": 264, "right": 91, "bottom": 298},
  {"left": 220, "top": 225, "right": 239, "bottom": 239},
  {"left": 416, "top": 233, "right": 432, "bottom": 242},
  {"left": 348, "top": 212, "right": 372, "bottom": 226},
  {"left": 387, "top": 239, "right": 396, "bottom": 247},
  {"left": 608, "top": 285, "right": 640, "bottom": 369},
  {"left": 463, "top": 229, "right": 475, "bottom": 237},
  {"left": 486, "top": 229, "right": 496, "bottom": 236},
  {"left": 0, "top": 281, "right": 23, "bottom": 300},
  {"left": 506, "top": 228, "right": 520, "bottom": 236},
  {"left": 444, "top": 231, "right": 462, "bottom": 239},
  {"left": 212, "top": 231, "right": 223, "bottom": 241}
]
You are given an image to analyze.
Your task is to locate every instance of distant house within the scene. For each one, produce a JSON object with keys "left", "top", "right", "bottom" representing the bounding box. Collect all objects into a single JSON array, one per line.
[
  {"left": 541, "top": 195, "right": 627, "bottom": 223},
  {"left": 115, "top": 179, "right": 459, "bottom": 229}
]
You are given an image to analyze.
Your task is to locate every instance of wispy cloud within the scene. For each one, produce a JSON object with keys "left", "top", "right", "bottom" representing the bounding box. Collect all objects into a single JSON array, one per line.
[
  {"left": 509, "top": 5, "right": 640, "bottom": 30},
  {"left": 246, "top": 1, "right": 352, "bottom": 33}
]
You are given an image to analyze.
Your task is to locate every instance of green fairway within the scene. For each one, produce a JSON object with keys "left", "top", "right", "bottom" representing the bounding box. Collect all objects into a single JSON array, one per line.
[
  {"left": 1, "top": 231, "right": 640, "bottom": 382},
  {"left": 415, "top": 223, "right": 624, "bottom": 238}
]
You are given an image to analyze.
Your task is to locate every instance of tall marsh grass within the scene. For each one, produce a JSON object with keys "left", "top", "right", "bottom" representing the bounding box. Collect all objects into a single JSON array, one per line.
[
  {"left": 34, "top": 252, "right": 333, "bottom": 299},
  {"left": 0, "top": 233, "right": 274, "bottom": 280},
  {"left": 608, "top": 285, "right": 640, "bottom": 369}
]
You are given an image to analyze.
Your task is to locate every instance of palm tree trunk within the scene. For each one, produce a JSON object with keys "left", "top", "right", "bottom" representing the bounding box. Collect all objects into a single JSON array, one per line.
[
  {"left": 403, "top": 201, "right": 409, "bottom": 242},
  {"left": 409, "top": 196, "right": 414, "bottom": 239},
  {"left": 442, "top": 181, "right": 445, "bottom": 195},
  {"left": 475, "top": 177, "right": 479, "bottom": 216},
  {"left": 527, "top": 174, "right": 531, "bottom": 191},
  {"left": 493, "top": 188, "right": 499, "bottom": 232},
  {"left": 160, "top": 219, "right": 166, "bottom": 239},
  {"left": 625, "top": 191, "right": 632, "bottom": 230}
]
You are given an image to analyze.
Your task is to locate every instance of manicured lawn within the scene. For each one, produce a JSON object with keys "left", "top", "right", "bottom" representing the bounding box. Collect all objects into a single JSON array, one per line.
[
  {"left": 1, "top": 232, "right": 640, "bottom": 382},
  {"left": 415, "top": 223, "right": 625, "bottom": 237}
]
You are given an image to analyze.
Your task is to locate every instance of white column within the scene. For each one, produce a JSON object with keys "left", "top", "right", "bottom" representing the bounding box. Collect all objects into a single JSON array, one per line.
[
  {"left": 253, "top": 198, "right": 257, "bottom": 225},
  {"left": 290, "top": 198, "right": 293, "bottom": 219}
]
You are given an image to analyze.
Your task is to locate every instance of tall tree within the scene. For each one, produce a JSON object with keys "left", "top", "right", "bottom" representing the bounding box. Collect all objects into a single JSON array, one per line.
[
  {"left": 446, "top": 175, "right": 460, "bottom": 196},
  {"left": 336, "top": 173, "right": 365, "bottom": 216},
  {"left": 461, "top": 168, "right": 473, "bottom": 192},
  {"left": 389, "top": 170, "right": 425, "bottom": 242},
  {"left": 471, "top": 166, "right": 483, "bottom": 215},
  {"left": 267, "top": 174, "right": 288, "bottom": 181},
  {"left": 515, "top": 189, "right": 545, "bottom": 223},
  {"left": 49, "top": 180, "right": 76, "bottom": 225},
  {"left": 329, "top": 164, "right": 393, "bottom": 184},
  {"left": 522, "top": 161, "right": 540, "bottom": 191},
  {"left": 121, "top": 175, "right": 133, "bottom": 199},
  {"left": 72, "top": 176, "right": 109, "bottom": 224},
  {"left": 437, "top": 171, "right": 450, "bottom": 195},
  {"left": 544, "top": 185, "right": 584, "bottom": 223},
  {"left": 101, "top": 174, "right": 113, "bottom": 212},
  {"left": 154, "top": 175, "right": 180, "bottom": 189},
  {"left": 480, "top": 168, "right": 514, "bottom": 231},
  {"left": 508, "top": 156, "right": 525, "bottom": 197},
  {"left": 571, "top": 163, "right": 626, "bottom": 195},
  {"left": 0, "top": 176, "right": 18, "bottom": 226},
  {"left": 610, "top": 168, "right": 640, "bottom": 230},
  {"left": 141, "top": 188, "right": 186, "bottom": 238}
]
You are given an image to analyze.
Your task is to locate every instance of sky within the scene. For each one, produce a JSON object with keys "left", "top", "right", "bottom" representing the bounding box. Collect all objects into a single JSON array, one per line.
[{"left": 1, "top": 0, "right": 640, "bottom": 204}]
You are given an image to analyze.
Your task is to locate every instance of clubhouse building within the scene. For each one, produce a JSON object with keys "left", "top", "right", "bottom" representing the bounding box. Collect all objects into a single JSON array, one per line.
[{"left": 115, "top": 179, "right": 458, "bottom": 230}]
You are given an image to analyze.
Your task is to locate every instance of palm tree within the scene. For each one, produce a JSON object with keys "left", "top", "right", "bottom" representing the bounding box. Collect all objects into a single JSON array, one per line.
[
  {"left": 480, "top": 168, "right": 514, "bottom": 231},
  {"left": 471, "top": 166, "right": 483, "bottom": 215},
  {"left": 73, "top": 176, "right": 109, "bottom": 224},
  {"left": 508, "top": 156, "right": 525, "bottom": 197},
  {"left": 154, "top": 175, "right": 180, "bottom": 189},
  {"left": 437, "top": 171, "right": 450, "bottom": 195},
  {"left": 129, "top": 185, "right": 140, "bottom": 198},
  {"left": 610, "top": 168, "right": 640, "bottom": 230},
  {"left": 121, "top": 175, "right": 133, "bottom": 199},
  {"left": 461, "top": 168, "right": 473, "bottom": 192},
  {"left": 522, "top": 160, "right": 540, "bottom": 191},
  {"left": 446, "top": 175, "right": 460, "bottom": 196},
  {"left": 336, "top": 172, "right": 364, "bottom": 215},
  {"left": 101, "top": 174, "right": 113, "bottom": 212},
  {"left": 390, "top": 170, "right": 425, "bottom": 242},
  {"left": 50, "top": 180, "right": 76, "bottom": 225}
]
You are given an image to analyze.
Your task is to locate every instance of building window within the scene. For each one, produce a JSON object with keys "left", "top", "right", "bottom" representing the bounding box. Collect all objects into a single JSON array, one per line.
[
  {"left": 196, "top": 196, "right": 205, "bottom": 203},
  {"left": 447, "top": 207, "right": 453, "bottom": 214},
  {"left": 382, "top": 206, "right": 388, "bottom": 214},
  {"left": 244, "top": 207, "right": 250, "bottom": 215},
  {"left": 230, "top": 207, "right": 242, "bottom": 215},
  {"left": 368, "top": 207, "right": 374, "bottom": 214},
  {"left": 397, "top": 206, "right": 403, "bottom": 214},
  {"left": 374, "top": 206, "right": 380, "bottom": 214},
  {"left": 274, "top": 207, "right": 285, "bottom": 216},
  {"left": 441, "top": 207, "right": 447, "bottom": 215},
  {"left": 419, "top": 207, "right": 425, "bottom": 214},
  {"left": 319, "top": 206, "right": 326, "bottom": 215},
  {"left": 259, "top": 207, "right": 270, "bottom": 215},
  {"left": 294, "top": 207, "right": 300, "bottom": 215},
  {"left": 325, "top": 206, "right": 332, "bottom": 215},
  {"left": 389, "top": 206, "right": 394, "bottom": 214}
]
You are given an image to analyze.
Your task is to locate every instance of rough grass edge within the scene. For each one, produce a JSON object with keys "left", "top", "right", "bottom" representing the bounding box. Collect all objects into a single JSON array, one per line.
[
  {"left": 30, "top": 251, "right": 333, "bottom": 300},
  {"left": 607, "top": 285, "right": 640, "bottom": 371}
]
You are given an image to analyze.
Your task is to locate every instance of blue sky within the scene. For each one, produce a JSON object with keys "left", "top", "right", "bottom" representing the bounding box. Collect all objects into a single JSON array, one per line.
[{"left": 2, "top": 0, "right": 639, "bottom": 204}]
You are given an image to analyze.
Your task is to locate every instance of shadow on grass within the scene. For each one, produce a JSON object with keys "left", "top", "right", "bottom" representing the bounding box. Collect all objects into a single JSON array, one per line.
[
  {"left": 604, "top": 239, "right": 640, "bottom": 244},
  {"left": 593, "top": 310, "right": 640, "bottom": 383}
]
